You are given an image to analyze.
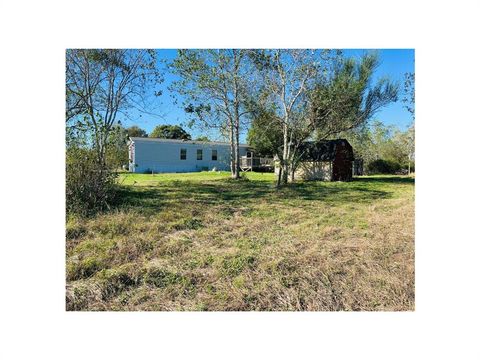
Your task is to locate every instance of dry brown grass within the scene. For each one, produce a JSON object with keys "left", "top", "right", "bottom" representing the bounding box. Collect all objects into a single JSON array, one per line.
[{"left": 66, "top": 173, "right": 414, "bottom": 311}]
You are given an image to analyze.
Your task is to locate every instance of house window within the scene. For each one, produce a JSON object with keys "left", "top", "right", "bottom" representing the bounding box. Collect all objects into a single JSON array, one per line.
[
  {"left": 180, "top": 148, "right": 187, "bottom": 160},
  {"left": 197, "top": 149, "right": 203, "bottom": 160},
  {"left": 212, "top": 149, "right": 217, "bottom": 161}
]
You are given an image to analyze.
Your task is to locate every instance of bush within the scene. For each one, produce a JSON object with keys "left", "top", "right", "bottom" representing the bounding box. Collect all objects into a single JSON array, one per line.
[
  {"left": 66, "top": 147, "right": 118, "bottom": 216},
  {"left": 366, "top": 159, "right": 402, "bottom": 174}
]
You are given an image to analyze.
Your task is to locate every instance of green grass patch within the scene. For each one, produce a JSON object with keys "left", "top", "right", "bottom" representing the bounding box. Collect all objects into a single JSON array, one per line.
[{"left": 67, "top": 172, "right": 414, "bottom": 311}]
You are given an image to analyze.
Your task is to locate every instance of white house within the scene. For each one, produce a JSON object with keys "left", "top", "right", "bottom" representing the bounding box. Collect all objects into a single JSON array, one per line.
[{"left": 128, "top": 137, "right": 250, "bottom": 173}]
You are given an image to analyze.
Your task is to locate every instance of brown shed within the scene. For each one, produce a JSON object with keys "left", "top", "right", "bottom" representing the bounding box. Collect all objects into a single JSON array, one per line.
[{"left": 276, "top": 139, "right": 354, "bottom": 181}]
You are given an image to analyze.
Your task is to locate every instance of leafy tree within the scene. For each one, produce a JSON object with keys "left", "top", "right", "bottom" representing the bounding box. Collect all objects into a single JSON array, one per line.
[
  {"left": 251, "top": 50, "right": 398, "bottom": 186},
  {"left": 367, "top": 159, "right": 402, "bottom": 174},
  {"left": 250, "top": 49, "right": 335, "bottom": 186},
  {"left": 404, "top": 124, "right": 415, "bottom": 174},
  {"left": 246, "top": 106, "right": 282, "bottom": 156},
  {"left": 65, "top": 49, "right": 162, "bottom": 214},
  {"left": 194, "top": 136, "right": 210, "bottom": 142},
  {"left": 66, "top": 49, "right": 162, "bottom": 167},
  {"left": 402, "top": 72, "right": 415, "bottom": 174},
  {"left": 150, "top": 124, "right": 192, "bottom": 140},
  {"left": 171, "top": 50, "right": 255, "bottom": 179},
  {"left": 310, "top": 53, "right": 398, "bottom": 139},
  {"left": 106, "top": 124, "right": 129, "bottom": 168},
  {"left": 126, "top": 125, "right": 148, "bottom": 138},
  {"left": 341, "top": 120, "right": 415, "bottom": 174},
  {"left": 403, "top": 72, "right": 415, "bottom": 121},
  {"left": 337, "top": 123, "right": 376, "bottom": 164}
]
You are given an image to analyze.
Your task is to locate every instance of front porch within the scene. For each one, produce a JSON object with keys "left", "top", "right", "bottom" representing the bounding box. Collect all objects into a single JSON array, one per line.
[{"left": 240, "top": 154, "right": 274, "bottom": 172}]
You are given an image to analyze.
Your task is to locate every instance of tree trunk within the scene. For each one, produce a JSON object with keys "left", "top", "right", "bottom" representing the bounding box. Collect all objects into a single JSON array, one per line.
[
  {"left": 280, "top": 120, "right": 289, "bottom": 186},
  {"left": 234, "top": 127, "right": 240, "bottom": 179},
  {"left": 232, "top": 59, "right": 241, "bottom": 180},
  {"left": 276, "top": 166, "right": 283, "bottom": 189},
  {"left": 407, "top": 153, "right": 411, "bottom": 175},
  {"left": 234, "top": 106, "right": 241, "bottom": 179},
  {"left": 229, "top": 122, "right": 236, "bottom": 178},
  {"left": 281, "top": 163, "right": 288, "bottom": 184}
]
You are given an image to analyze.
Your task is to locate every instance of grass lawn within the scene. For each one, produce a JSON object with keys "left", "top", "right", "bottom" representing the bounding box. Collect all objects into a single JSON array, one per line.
[{"left": 66, "top": 171, "right": 415, "bottom": 311}]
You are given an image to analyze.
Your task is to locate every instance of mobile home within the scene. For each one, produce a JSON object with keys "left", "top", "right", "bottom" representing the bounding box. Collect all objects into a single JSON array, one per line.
[{"left": 128, "top": 137, "right": 250, "bottom": 173}]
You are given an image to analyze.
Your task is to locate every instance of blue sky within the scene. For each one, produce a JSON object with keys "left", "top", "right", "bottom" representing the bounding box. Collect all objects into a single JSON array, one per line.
[{"left": 124, "top": 49, "right": 414, "bottom": 142}]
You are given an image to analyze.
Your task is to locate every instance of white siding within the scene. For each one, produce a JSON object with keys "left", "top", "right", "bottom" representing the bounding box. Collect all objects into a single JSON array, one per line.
[
  {"left": 275, "top": 161, "right": 333, "bottom": 181},
  {"left": 129, "top": 138, "right": 249, "bottom": 173},
  {"left": 295, "top": 161, "right": 333, "bottom": 181}
]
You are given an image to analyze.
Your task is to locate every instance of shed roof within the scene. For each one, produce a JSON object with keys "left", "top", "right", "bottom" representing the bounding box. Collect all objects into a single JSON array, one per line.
[{"left": 298, "top": 139, "right": 354, "bottom": 162}]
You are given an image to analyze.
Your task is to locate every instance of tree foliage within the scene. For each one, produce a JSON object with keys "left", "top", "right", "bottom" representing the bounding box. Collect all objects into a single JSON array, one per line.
[
  {"left": 66, "top": 49, "right": 162, "bottom": 166},
  {"left": 246, "top": 106, "right": 282, "bottom": 156},
  {"left": 65, "top": 49, "right": 162, "bottom": 214},
  {"left": 367, "top": 159, "right": 402, "bottom": 174},
  {"left": 171, "top": 49, "right": 256, "bottom": 178},
  {"left": 402, "top": 72, "right": 415, "bottom": 174},
  {"left": 150, "top": 124, "right": 192, "bottom": 140},
  {"left": 106, "top": 124, "right": 129, "bottom": 168},
  {"left": 126, "top": 125, "right": 148, "bottom": 138},
  {"left": 66, "top": 147, "right": 118, "bottom": 216},
  {"left": 249, "top": 49, "right": 336, "bottom": 186},
  {"left": 403, "top": 72, "right": 415, "bottom": 121},
  {"left": 340, "top": 120, "right": 415, "bottom": 174},
  {"left": 311, "top": 53, "right": 398, "bottom": 139},
  {"left": 249, "top": 50, "right": 398, "bottom": 185}
]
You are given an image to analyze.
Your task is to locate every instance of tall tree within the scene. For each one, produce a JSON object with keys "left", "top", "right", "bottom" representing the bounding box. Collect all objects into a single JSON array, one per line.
[
  {"left": 402, "top": 72, "right": 415, "bottom": 174},
  {"left": 251, "top": 50, "right": 349, "bottom": 186},
  {"left": 150, "top": 124, "right": 192, "bottom": 140},
  {"left": 341, "top": 120, "right": 415, "bottom": 173},
  {"left": 311, "top": 53, "right": 398, "bottom": 139},
  {"left": 251, "top": 51, "right": 398, "bottom": 186},
  {"left": 171, "top": 49, "right": 255, "bottom": 179},
  {"left": 307, "top": 53, "right": 398, "bottom": 180},
  {"left": 126, "top": 125, "right": 148, "bottom": 138},
  {"left": 66, "top": 49, "right": 162, "bottom": 167},
  {"left": 403, "top": 72, "right": 415, "bottom": 121},
  {"left": 246, "top": 106, "right": 283, "bottom": 157}
]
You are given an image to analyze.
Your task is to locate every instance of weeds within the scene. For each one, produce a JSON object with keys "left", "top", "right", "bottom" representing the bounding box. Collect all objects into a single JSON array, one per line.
[{"left": 66, "top": 173, "right": 414, "bottom": 311}]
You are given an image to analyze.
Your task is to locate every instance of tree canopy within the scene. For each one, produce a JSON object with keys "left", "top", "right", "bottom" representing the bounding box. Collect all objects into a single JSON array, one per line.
[
  {"left": 65, "top": 49, "right": 163, "bottom": 214},
  {"left": 248, "top": 50, "right": 398, "bottom": 185},
  {"left": 171, "top": 49, "right": 256, "bottom": 179},
  {"left": 66, "top": 49, "right": 162, "bottom": 165},
  {"left": 126, "top": 125, "right": 148, "bottom": 138},
  {"left": 246, "top": 107, "right": 282, "bottom": 156},
  {"left": 339, "top": 120, "right": 415, "bottom": 173},
  {"left": 150, "top": 124, "right": 192, "bottom": 140}
]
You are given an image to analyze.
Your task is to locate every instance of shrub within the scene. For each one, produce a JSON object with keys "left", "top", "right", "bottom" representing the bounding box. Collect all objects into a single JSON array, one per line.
[
  {"left": 66, "top": 147, "right": 118, "bottom": 216},
  {"left": 366, "top": 159, "right": 402, "bottom": 175}
]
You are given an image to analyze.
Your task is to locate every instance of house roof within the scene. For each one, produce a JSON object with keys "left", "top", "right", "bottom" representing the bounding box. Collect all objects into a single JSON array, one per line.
[
  {"left": 298, "top": 139, "right": 354, "bottom": 162},
  {"left": 129, "top": 137, "right": 250, "bottom": 147}
]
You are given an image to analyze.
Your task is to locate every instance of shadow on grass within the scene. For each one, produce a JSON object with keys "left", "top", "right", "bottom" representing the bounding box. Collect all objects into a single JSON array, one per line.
[
  {"left": 353, "top": 176, "right": 415, "bottom": 184},
  {"left": 113, "top": 175, "right": 409, "bottom": 215},
  {"left": 282, "top": 182, "right": 391, "bottom": 204}
]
